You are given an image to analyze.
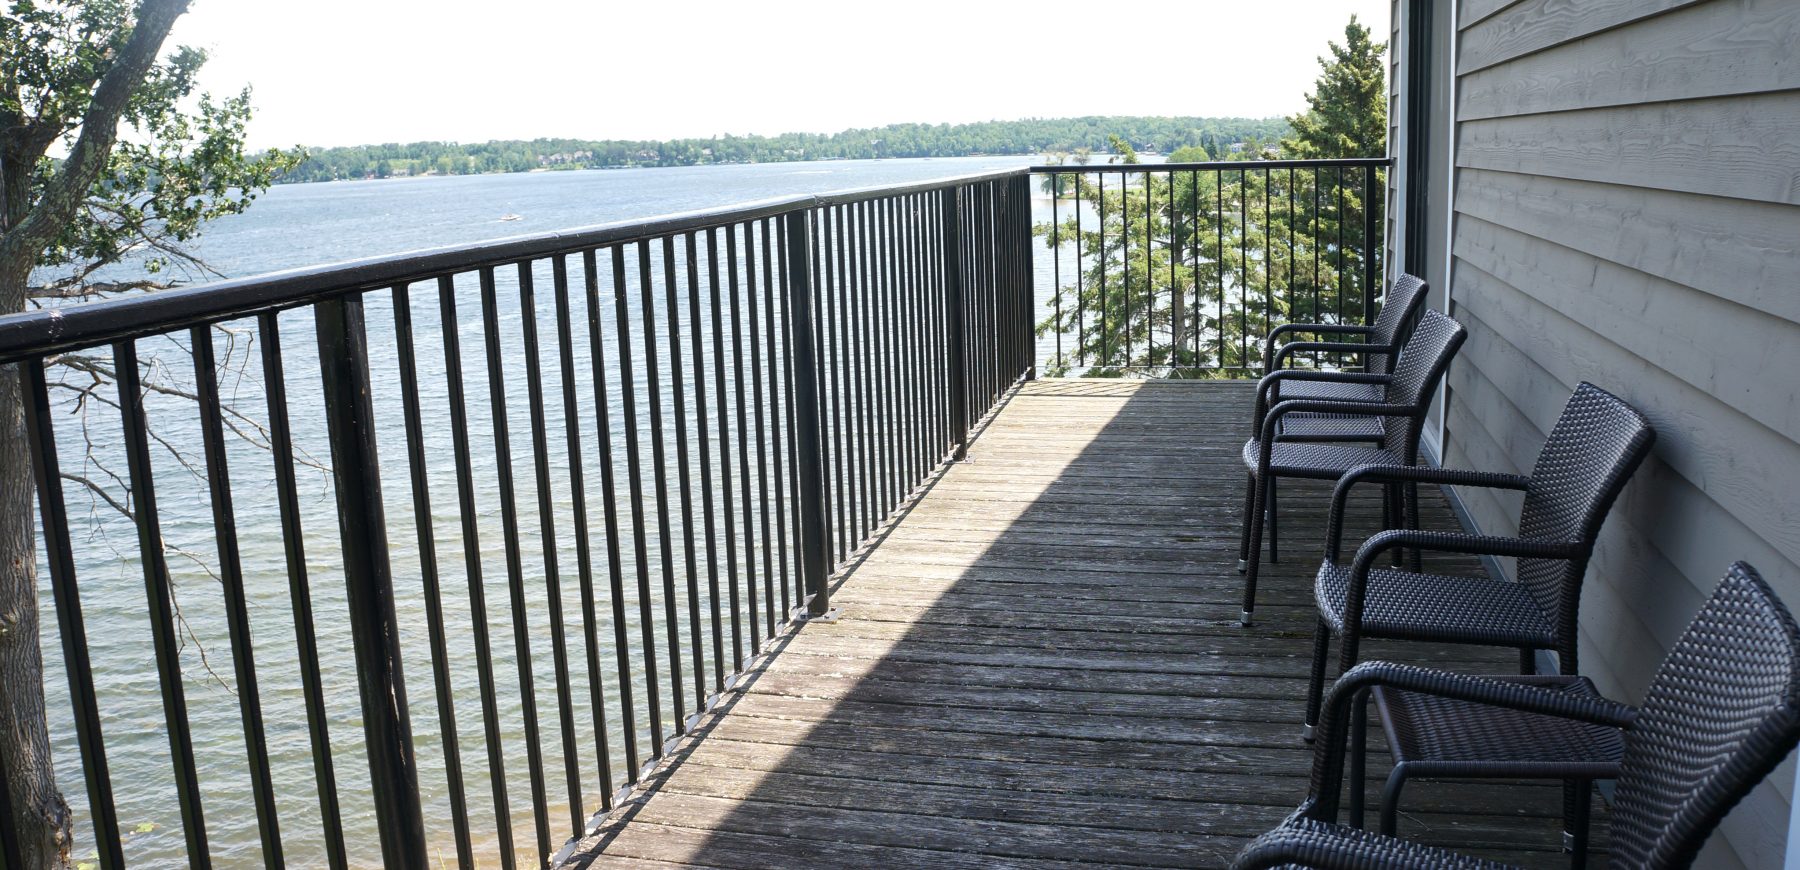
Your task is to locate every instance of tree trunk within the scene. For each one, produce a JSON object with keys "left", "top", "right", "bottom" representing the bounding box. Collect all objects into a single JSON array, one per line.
[{"left": 0, "top": 259, "right": 69, "bottom": 869}]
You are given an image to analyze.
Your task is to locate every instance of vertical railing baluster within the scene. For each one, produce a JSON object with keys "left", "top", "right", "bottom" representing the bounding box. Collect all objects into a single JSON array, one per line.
[
  {"left": 942, "top": 186, "right": 969, "bottom": 460},
  {"left": 437, "top": 276, "right": 518, "bottom": 867},
  {"left": 751, "top": 218, "right": 777, "bottom": 636},
  {"left": 662, "top": 233, "right": 707, "bottom": 716},
  {"left": 614, "top": 242, "right": 666, "bottom": 764},
  {"left": 114, "top": 339, "right": 213, "bottom": 869},
  {"left": 390, "top": 284, "right": 474, "bottom": 869},
  {"left": 21, "top": 360, "right": 123, "bottom": 870},
  {"left": 684, "top": 233, "right": 725, "bottom": 694},
  {"left": 729, "top": 224, "right": 760, "bottom": 652},
  {"left": 191, "top": 323, "right": 282, "bottom": 867},
  {"left": 477, "top": 265, "right": 553, "bottom": 865},
  {"left": 551, "top": 254, "right": 615, "bottom": 814},
  {"left": 766, "top": 216, "right": 795, "bottom": 619},
  {"left": 312, "top": 297, "right": 428, "bottom": 870},
  {"left": 706, "top": 229, "right": 743, "bottom": 673},
  {"left": 584, "top": 249, "right": 636, "bottom": 790},
  {"left": 1363, "top": 163, "right": 1380, "bottom": 325},
  {"left": 517, "top": 261, "right": 584, "bottom": 842},
  {"left": 637, "top": 241, "right": 686, "bottom": 738}
]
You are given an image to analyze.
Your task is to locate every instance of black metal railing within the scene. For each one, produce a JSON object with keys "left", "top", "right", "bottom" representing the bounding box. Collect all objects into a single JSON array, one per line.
[
  {"left": 0, "top": 171, "right": 1033, "bottom": 869},
  {"left": 1029, "top": 157, "right": 1389, "bottom": 376}
]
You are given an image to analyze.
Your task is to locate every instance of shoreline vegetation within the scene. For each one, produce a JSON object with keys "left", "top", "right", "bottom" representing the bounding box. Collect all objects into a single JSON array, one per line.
[{"left": 276, "top": 115, "right": 1291, "bottom": 183}]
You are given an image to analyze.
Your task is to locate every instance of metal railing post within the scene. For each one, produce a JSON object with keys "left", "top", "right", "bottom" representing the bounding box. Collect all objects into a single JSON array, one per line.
[
  {"left": 314, "top": 295, "right": 428, "bottom": 868},
  {"left": 1016, "top": 174, "right": 1036, "bottom": 382},
  {"left": 942, "top": 187, "right": 970, "bottom": 460},
  {"left": 784, "top": 209, "right": 833, "bottom": 618},
  {"left": 1363, "top": 163, "right": 1380, "bottom": 325}
]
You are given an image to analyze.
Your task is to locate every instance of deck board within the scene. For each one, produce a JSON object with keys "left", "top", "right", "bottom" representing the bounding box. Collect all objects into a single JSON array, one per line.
[{"left": 563, "top": 379, "right": 1601, "bottom": 868}]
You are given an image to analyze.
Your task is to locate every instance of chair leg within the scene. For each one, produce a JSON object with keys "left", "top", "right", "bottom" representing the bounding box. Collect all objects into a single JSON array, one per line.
[
  {"left": 1267, "top": 477, "right": 1280, "bottom": 563},
  {"left": 1567, "top": 779, "right": 1591, "bottom": 870},
  {"left": 1241, "top": 472, "right": 1271, "bottom": 626},
  {"left": 1349, "top": 690, "right": 1368, "bottom": 828},
  {"left": 1386, "top": 482, "right": 1403, "bottom": 567},
  {"left": 1520, "top": 647, "right": 1537, "bottom": 676},
  {"left": 1380, "top": 766, "right": 1408, "bottom": 837},
  {"left": 1304, "top": 617, "right": 1331, "bottom": 740},
  {"left": 1237, "top": 473, "right": 1257, "bottom": 574},
  {"left": 1404, "top": 481, "right": 1422, "bottom": 573}
]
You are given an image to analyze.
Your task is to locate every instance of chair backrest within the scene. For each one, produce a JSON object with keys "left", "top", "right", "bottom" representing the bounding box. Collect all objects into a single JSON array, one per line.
[
  {"left": 1609, "top": 563, "right": 1800, "bottom": 868},
  {"left": 1514, "top": 383, "right": 1655, "bottom": 642},
  {"left": 1377, "top": 308, "right": 1464, "bottom": 456},
  {"left": 1365, "top": 273, "right": 1429, "bottom": 375}
]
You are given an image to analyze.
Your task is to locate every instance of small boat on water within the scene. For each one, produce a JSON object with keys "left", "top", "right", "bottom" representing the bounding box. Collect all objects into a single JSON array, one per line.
[{"left": 499, "top": 213, "right": 523, "bottom": 222}]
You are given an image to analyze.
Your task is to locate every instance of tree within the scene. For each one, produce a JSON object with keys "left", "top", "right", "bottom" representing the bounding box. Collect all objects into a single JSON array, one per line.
[
  {"left": 1034, "top": 17, "right": 1387, "bottom": 377},
  {"left": 2, "top": 2, "right": 299, "bottom": 865},
  {"left": 1282, "top": 15, "right": 1387, "bottom": 160}
]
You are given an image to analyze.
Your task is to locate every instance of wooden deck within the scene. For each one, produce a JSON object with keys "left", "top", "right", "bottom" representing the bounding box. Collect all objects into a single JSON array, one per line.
[{"left": 563, "top": 379, "right": 1598, "bottom": 869}]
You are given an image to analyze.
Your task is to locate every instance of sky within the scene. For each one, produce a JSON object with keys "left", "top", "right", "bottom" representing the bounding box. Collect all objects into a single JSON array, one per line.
[{"left": 170, "top": 0, "right": 1391, "bottom": 150}]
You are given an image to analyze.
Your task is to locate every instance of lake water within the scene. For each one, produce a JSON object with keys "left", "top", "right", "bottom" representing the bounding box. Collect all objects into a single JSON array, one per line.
[{"left": 34, "top": 155, "right": 1087, "bottom": 868}]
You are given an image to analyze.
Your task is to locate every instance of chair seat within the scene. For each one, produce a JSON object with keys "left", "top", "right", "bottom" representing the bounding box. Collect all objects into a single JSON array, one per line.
[
  {"left": 1242, "top": 439, "right": 1402, "bottom": 479},
  {"left": 1275, "top": 413, "right": 1386, "bottom": 443},
  {"left": 1242, "top": 815, "right": 1514, "bottom": 869},
  {"left": 1274, "top": 379, "right": 1385, "bottom": 404},
  {"left": 1372, "top": 676, "right": 1625, "bottom": 779},
  {"left": 1315, "top": 559, "right": 1559, "bottom": 648}
]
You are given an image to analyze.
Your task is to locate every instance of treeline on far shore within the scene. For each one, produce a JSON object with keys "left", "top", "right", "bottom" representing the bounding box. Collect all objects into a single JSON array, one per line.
[{"left": 276, "top": 116, "right": 1292, "bottom": 183}]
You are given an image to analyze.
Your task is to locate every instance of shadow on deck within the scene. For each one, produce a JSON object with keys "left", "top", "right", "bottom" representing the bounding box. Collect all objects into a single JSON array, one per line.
[{"left": 563, "top": 379, "right": 1594, "bottom": 868}]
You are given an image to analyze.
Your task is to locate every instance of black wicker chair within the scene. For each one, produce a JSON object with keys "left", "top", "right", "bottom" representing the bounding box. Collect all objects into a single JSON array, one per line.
[
  {"left": 1237, "top": 309, "right": 1466, "bottom": 627},
  {"left": 1259, "top": 273, "right": 1430, "bottom": 445},
  {"left": 1301, "top": 383, "right": 1655, "bottom": 741},
  {"left": 1233, "top": 562, "right": 1800, "bottom": 870}
]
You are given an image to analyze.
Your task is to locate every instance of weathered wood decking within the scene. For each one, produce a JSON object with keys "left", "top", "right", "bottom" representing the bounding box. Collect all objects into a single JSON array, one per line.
[{"left": 565, "top": 380, "right": 1596, "bottom": 868}]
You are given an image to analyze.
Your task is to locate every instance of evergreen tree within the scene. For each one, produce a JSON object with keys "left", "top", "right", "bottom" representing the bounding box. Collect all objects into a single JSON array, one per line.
[{"left": 1035, "top": 17, "right": 1387, "bottom": 378}]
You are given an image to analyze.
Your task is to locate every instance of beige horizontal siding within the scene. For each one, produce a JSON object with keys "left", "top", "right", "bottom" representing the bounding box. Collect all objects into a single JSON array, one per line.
[{"left": 1445, "top": 3, "right": 1800, "bottom": 862}]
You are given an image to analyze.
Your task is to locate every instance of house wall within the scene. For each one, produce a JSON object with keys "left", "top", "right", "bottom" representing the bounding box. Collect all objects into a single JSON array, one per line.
[{"left": 1439, "top": 0, "right": 1800, "bottom": 865}]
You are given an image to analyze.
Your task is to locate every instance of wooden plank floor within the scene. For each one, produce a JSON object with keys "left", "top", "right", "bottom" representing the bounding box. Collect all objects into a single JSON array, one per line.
[{"left": 563, "top": 379, "right": 1599, "bottom": 869}]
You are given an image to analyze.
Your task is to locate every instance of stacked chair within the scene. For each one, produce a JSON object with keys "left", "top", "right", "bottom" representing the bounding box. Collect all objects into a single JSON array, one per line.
[
  {"left": 1237, "top": 307, "right": 1464, "bottom": 626},
  {"left": 1233, "top": 562, "right": 1800, "bottom": 870},
  {"left": 1233, "top": 277, "right": 1799, "bottom": 866}
]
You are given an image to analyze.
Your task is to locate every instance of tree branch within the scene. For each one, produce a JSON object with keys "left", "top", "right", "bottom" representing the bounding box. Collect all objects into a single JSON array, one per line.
[{"left": 0, "top": 0, "right": 193, "bottom": 280}]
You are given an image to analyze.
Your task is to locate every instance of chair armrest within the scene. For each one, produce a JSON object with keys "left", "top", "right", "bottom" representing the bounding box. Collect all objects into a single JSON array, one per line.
[
  {"left": 1272, "top": 341, "right": 1396, "bottom": 371},
  {"left": 1336, "top": 530, "right": 1588, "bottom": 618},
  {"left": 1253, "top": 371, "right": 1391, "bottom": 425},
  {"left": 1259, "top": 400, "right": 1413, "bottom": 448},
  {"left": 1308, "top": 661, "right": 1637, "bottom": 819},
  {"left": 1264, "top": 323, "right": 1378, "bottom": 370},
  {"left": 1324, "top": 465, "right": 1533, "bottom": 556},
  {"left": 1231, "top": 816, "right": 1514, "bottom": 870}
]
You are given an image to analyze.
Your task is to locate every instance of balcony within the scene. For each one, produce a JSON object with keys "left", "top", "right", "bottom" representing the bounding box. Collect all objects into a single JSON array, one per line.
[{"left": 10, "top": 0, "right": 1797, "bottom": 864}]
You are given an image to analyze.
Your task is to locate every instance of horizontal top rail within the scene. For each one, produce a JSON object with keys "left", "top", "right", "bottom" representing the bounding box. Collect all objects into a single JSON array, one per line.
[
  {"left": 1027, "top": 156, "right": 1390, "bottom": 173},
  {"left": 0, "top": 167, "right": 1027, "bottom": 364}
]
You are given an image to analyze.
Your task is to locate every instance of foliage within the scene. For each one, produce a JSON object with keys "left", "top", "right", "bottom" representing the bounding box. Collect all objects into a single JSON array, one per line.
[
  {"left": 0, "top": 2, "right": 293, "bottom": 865},
  {"left": 277, "top": 116, "right": 1293, "bottom": 182},
  {"left": 1033, "top": 18, "right": 1388, "bottom": 378}
]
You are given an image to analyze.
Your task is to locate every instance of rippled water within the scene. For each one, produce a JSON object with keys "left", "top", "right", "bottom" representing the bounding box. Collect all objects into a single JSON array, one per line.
[{"left": 33, "top": 155, "right": 1083, "bottom": 867}]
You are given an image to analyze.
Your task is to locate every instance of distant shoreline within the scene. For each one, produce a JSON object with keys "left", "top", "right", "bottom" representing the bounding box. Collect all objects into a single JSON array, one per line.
[{"left": 275, "top": 116, "right": 1290, "bottom": 185}]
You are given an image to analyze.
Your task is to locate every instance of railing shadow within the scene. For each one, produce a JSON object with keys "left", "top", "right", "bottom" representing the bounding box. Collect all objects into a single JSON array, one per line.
[{"left": 565, "top": 379, "right": 1593, "bottom": 868}]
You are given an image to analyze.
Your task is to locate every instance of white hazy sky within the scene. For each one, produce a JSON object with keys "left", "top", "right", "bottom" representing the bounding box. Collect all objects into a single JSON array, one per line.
[{"left": 170, "top": 0, "right": 1391, "bottom": 149}]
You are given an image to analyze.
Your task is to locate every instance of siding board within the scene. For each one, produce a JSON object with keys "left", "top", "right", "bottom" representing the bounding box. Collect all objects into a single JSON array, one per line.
[
  {"left": 1454, "top": 213, "right": 1800, "bottom": 437},
  {"left": 1454, "top": 167, "right": 1800, "bottom": 325},
  {"left": 1457, "top": 0, "right": 1704, "bottom": 74},
  {"left": 1458, "top": 0, "right": 1800, "bottom": 120},
  {"left": 1456, "top": 90, "right": 1800, "bottom": 206},
  {"left": 1449, "top": 261, "right": 1800, "bottom": 578}
]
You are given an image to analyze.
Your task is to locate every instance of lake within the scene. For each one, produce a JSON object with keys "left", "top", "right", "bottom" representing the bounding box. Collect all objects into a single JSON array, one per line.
[{"left": 35, "top": 155, "right": 1088, "bottom": 868}]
